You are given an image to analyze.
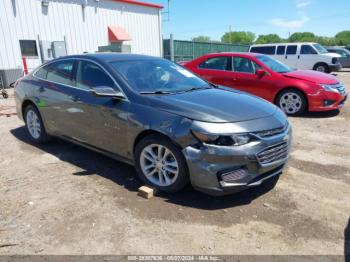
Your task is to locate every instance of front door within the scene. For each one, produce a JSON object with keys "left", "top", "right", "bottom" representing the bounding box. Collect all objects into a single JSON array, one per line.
[
  {"left": 283, "top": 45, "right": 299, "bottom": 69},
  {"left": 230, "top": 56, "right": 274, "bottom": 101},
  {"left": 73, "top": 60, "right": 129, "bottom": 158}
]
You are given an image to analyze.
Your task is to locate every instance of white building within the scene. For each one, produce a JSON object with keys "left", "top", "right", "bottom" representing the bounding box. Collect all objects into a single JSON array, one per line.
[{"left": 0, "top": 0, "right": 163, "bottom": 73}]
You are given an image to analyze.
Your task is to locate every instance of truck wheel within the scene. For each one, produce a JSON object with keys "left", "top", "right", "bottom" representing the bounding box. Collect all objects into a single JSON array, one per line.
[{"left": 313, "top": 63, "right": 329, "bottom": 73}]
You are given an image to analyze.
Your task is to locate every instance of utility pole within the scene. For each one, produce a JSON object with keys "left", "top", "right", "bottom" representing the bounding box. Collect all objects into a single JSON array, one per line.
[
  {"left": 229, "top": 25, "right": 232, "bottom": 44},
  {"left": 162, "top": 0, "right": 171, "bottom": 22}
]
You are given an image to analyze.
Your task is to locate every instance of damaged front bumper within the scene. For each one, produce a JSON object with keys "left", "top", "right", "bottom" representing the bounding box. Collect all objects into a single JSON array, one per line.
[{"left": 183, "top": 125, "right": 292, "bottom": 196}]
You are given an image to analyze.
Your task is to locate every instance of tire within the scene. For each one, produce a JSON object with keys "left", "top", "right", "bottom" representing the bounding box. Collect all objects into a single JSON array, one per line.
[
  {"left": 134, "top": 134, "right": 189, "bottom": 193},
  {"left": 276, "top": 89, "right": 307, "bottom": 116},
  {"left": 24, "top": 104, "right": 50, "bottom": 143},
  {"left": 313, "top": 63, "right": 329, "bottom": 73}
]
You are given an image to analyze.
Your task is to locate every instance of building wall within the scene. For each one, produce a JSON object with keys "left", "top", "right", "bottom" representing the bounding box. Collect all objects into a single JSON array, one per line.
[{"left": 0, "top": 0, "right": 162, "bottom": 71}]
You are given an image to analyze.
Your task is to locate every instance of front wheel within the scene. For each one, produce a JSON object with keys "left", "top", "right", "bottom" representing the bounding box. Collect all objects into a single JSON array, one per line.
[
  {"left": 313, "top": 63, "right": 329, "bottom": 73},
  {"left": 134, "top": 135, "right": 189, "bottom": 193},
  {"left": 276, "top": 89, "right": 307, "bottom": 116}
]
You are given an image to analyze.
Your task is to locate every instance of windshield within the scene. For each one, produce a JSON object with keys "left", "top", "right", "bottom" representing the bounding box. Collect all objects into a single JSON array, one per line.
[
  {"left": 313, "top": 43, "right": 328, "bottom": 54},
  {"left": 255, "top": 55, "right": 294, "bottom": 73},
  {"left": 110, "top": 59, "right": 211, "bottom": 94}
]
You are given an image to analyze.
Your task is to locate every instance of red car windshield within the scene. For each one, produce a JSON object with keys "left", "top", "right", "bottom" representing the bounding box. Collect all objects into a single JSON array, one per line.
[{"left": 256, "top": 55, "right": 294, "bottom": 73}]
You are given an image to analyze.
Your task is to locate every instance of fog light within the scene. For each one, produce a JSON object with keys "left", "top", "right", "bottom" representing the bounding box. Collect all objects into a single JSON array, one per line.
[
  {"left": 323, "top": 100, "right": 335, "bottom": 106},
  {"left": 221, "top": 169, "right": 248, "bottom": 182}
]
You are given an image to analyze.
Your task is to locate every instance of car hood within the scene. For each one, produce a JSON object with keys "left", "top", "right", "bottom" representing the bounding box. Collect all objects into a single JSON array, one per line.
[
  {"left": 148, "top": 88, "right": 277, "bottom": 123},
  {"left": 324, "top": 52, "right": 341, "bottom": 58},
  {"left": 282, "top": 70, "right": 339, "bottom": 84}
]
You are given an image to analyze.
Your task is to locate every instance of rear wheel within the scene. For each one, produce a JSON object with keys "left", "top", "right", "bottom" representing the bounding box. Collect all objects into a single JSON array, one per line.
[
  {"left": 313, "top": 63, "right": 329, "bottom": 73},
  {"left": 24, "top": 104, "right": 50, "bottom": 143},
  {"left": 276, "top": 89, "right": 307, "bottom": 116},
  {"left": 134, "top": 134, "right": 189, "bottom": 193}
]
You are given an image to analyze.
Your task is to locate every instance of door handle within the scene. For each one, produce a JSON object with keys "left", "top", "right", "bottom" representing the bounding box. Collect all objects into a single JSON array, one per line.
[
  {"left": 285, "top": 55, "right": 288, "bottom": 59},
  {"left": 298, "top": 55, "right": 300, "bottom": 59},
  {"left": 70, "top": 95, "right": 80, "bottom": 102}
]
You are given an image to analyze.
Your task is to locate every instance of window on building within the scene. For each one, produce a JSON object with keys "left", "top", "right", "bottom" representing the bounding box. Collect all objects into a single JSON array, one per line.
[
  {"left": 199, "top": 57, "right": 231, "bottom": 71},
  {"left": 77, "top": 61, "right": 115, "bottom": 90},
  {"left": 277, "top": 46, "right": 286, "bottom": 55},
  {"left": 301, "top": 45, "right": 317, "bottom": 55},
  {"left": 250, "top": 46, "right": 276, "bottom": 55},
  {"left": 286, "top": 45, "right": 298, "bottom": 55},
  {"left": 232, "top": 57, "right": 261, "bottom": 74},
  {"left": 19, "top": 40, "right": 38, "bottom": 57},
  {"left": 46, "top": 60, "right": 75, "bottom": 86}
]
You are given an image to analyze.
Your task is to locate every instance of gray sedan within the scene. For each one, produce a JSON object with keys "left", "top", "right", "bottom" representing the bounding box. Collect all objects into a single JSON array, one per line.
[
  {"left": 14, "top": 54, "right": 292, "bottom": 196},
  {"left": 327, "top": 47, "right": 350, "bottom": 68}
]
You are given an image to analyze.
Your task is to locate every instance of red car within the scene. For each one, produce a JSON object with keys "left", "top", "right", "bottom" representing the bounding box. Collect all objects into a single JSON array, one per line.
[{"left": 182, "top": 53, "right": 347, "bottom": 115}]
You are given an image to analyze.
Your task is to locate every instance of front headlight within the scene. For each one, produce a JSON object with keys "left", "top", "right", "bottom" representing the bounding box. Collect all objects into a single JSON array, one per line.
[
  {"left": 192, "top": 131, "right": 250, "bottom": 146},
  {"left": 320, "top": 84, "right": 339, "bottom": 93}
]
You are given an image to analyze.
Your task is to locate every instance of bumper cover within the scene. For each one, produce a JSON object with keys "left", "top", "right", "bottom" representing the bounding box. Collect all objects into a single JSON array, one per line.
[{"left": 183, "top": 124, "right": 292, "bottom": 196}]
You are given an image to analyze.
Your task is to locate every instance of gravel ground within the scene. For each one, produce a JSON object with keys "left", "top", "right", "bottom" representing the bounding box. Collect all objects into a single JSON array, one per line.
[{"left": 0, "top": 70, "right": 349, "bottom": 256}]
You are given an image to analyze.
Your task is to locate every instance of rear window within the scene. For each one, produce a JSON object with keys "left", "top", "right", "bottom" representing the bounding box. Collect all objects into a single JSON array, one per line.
[
  {"left": 250, "top": 46, "right": 276, "bottom": 55},
  {"left": 199, "top": 57, "right": 231, "bottom": 71},
  {"left": 277, "top": 46, "right": 286, "bottom": 55}
]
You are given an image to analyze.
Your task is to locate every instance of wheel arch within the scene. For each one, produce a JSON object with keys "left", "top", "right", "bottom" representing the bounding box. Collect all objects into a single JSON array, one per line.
[
  {"left": 133, "top": 129, "right": 181, "bottom": 156},
  {"left": 21, "top": 99, "right": 38, "bottom": 119}
]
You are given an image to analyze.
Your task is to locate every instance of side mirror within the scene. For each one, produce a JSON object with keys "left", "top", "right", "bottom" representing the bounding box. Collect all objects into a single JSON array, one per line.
[
  {"left": 91, "top": 87, "right": 125, "bottom": 99},
  {"left": 255, "top": 69, "right": 267, "bottom": 77}
]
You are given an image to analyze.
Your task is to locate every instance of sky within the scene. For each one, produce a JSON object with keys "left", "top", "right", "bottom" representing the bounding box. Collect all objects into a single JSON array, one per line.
[{"left": 150, "top": 0, "right": 350, "bottom": 41}]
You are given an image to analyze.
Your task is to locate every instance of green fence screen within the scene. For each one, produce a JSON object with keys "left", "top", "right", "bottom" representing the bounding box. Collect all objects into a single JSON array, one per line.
[{"left": 163, "top": 39, "right": 250, "bottom": 62}]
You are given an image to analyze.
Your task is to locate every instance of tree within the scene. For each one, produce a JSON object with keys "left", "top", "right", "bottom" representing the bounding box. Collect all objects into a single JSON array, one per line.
[
  {"left": 335, "top": 31, "right": 350, "bottom": 46},
  {"left": 221, "top": 31, "right": 255, "bottom": 45},
  {"left": 255, "top": 34, "right": 282, "bottom": 44},
  {"left": 192, "top": 36, "right": 211, "bottom": 42},
  {"left": 315, "top": 36, "right": 337, "bottom": 46},
  {"left": 288, "top": 32, "right": 316, "bottom": 42}
]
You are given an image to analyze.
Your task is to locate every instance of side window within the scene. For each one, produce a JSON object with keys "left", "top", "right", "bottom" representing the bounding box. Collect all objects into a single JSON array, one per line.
[
  {"left": 35, "top": 66, "right": 49, "bottom": 79},
  {"left": 277, "top": 46, "right": 286, "bottom": 55},
  {"left": 250, "top": 46, "right": 276, "bottom": 55},
  {"left": 46, "top": 60, "right": 75, "bottom": 86},
  {"left": 233, "top": 57, "right": 261, "bottom": 74},
  {"left": 77, "top": 61, "right": 115, "bottom": 90},
  {"left": 199, "top": 57, "right": 231, "bottom": 71},
  {"left": 286, "top": 45, "right": 297, "bottom": 55},
  {"left": 301, "top": 45, "right": 317, "bottom": 55}
]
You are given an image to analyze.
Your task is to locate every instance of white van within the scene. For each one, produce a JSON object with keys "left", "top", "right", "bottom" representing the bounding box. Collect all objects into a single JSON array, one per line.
[{"left": 249, "top": 43, "right": 342, "bottom": 73}]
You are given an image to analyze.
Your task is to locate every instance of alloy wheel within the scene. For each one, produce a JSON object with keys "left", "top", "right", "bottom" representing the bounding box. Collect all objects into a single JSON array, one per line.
[
  {"left": 279, "top": 92, "right": 303, "bottom": 115},
  {"left": 140, "top": 144, "right": 179, "bottom": 187},
  {"left": 26, "top": 110, "right": 41, "bottom": 139}
]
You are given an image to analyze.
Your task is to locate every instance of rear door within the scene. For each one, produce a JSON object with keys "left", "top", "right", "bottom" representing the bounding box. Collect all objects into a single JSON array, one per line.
[
  {"left": 195, "top": 56, "right": 235, "bottom": 87},
  {"left": 33, "top": 59, "right": 82, "bottom": 138},
  {"left": 284, "top": 45, "right": 299, "bottom": 68}
]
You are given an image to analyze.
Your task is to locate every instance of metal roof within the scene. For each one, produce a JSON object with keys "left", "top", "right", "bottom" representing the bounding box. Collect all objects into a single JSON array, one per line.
[{"left": 112, "top": 0, "right": 163, "bottom": 9}]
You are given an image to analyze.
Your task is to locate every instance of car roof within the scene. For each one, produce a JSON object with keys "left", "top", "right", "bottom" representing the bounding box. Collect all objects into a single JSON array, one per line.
[
  {"left": 54, "top": 53, "right": 161, "bottom": 63},
  {"left": 250, "top": 42, "right": 317, "bottom": 46},
  {"left": 200, "top": 52, "right": 260, "bottom": 58}
]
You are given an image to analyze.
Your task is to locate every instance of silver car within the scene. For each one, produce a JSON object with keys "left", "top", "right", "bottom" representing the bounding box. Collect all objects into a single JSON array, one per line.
[{"left": 14, "top": 54, "right": 292, "bottom": 196}]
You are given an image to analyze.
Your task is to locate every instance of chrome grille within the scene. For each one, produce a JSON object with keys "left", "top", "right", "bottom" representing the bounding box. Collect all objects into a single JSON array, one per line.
[
  {"left": 257, "top": 142, "right": 289, "bottom": 165},
  {"left": 253, "top": 124, "right": 287, "bottom": 138}
]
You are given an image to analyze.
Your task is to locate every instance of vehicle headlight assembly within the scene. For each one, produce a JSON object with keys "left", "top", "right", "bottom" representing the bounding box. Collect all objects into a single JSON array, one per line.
[
  {"left": 192, "top": 131, "right": 250, "bottom": 146},
  {"left": 320, "top": 84, "right": 339, "bottom": 93}
]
